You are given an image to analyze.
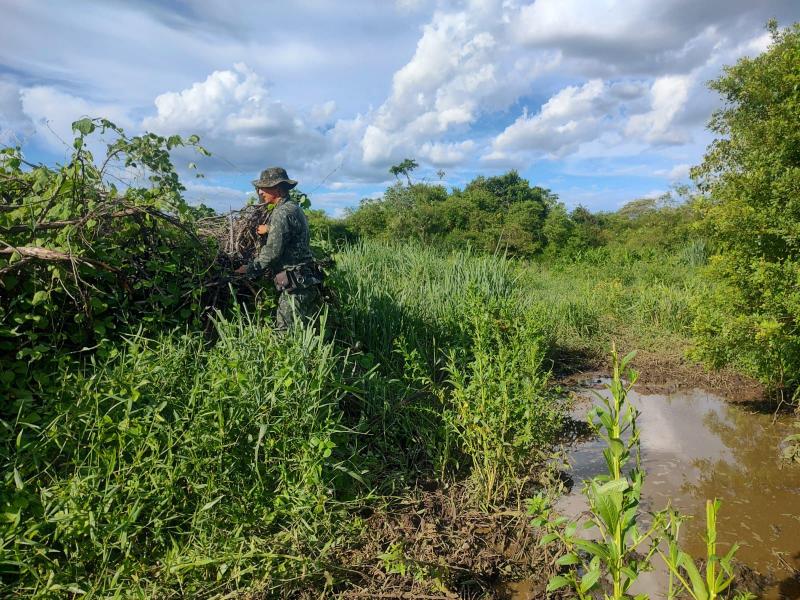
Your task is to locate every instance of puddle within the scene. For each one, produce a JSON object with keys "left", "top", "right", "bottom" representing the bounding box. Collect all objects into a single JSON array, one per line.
[{"left": 512, "top": 384, "right": 800, "bottom": 599}]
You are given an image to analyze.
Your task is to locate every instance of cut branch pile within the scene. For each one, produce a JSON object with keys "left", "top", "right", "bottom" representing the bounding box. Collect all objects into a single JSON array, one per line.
[
  {"left": 197, "top": 203, "right": 270, "bottom": 264},
  {"left": 0, "top": 122, "right": 279, "bottom": 364}
]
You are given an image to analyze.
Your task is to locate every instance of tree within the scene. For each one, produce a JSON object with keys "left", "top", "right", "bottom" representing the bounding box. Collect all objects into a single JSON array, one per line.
[
  {"left": 389, "top": 158, "right": 419, "bottom": 185},
  {"left": 690, "top": 21, "right": 800, "bottom": 391}
]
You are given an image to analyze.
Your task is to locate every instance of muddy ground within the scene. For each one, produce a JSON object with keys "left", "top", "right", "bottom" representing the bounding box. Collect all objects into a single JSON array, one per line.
[
  {"left": 328, "top": 482, "right": 567, "bottom": 599},
  {"left": 555, "top": 347, "right": 766, "bottom": 404},
  {"left": 312, "top": 350, "right": 790, "bottom": 599}
]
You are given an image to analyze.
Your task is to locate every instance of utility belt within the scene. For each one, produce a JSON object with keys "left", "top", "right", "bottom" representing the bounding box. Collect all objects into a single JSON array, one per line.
[{"left": 273, "top": 262, "right": 325, "bottom": 293}]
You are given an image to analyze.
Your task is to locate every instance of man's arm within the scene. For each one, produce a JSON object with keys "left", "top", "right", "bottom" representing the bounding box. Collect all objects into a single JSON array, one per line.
[{"left": 247, "top": 206, "right": 289, "bottom": 276}]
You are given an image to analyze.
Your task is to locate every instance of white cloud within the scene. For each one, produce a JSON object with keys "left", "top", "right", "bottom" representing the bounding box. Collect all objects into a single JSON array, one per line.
[
  {"left": 0, "top": 81, "right": 33, "bottom": 145},
  {"left": 489, "top": 79, "right": 647, "bottom": 159},
  {"left": 625, "top": 75, "right": 692, "bottom": 144},
  {"left": 1, "top": 0, "right": 796, "bottom": 211},
  {"left": 667, "top": 163, "right": 691, "bottom": 180},
  {"left": 356, "top": 0, "right": 559, "bottom": 169},
  {"left": 183, "top": 182, "right": 251, "bottom": 212},
  {"left": 143, "top": 63, "right": 328, "bottom": 173},
  {"left": 18, "top": 85, "right": 132, "bottom": 152},
  {"left": 420, "top": 140, "right": 476, "bottom": 166}
]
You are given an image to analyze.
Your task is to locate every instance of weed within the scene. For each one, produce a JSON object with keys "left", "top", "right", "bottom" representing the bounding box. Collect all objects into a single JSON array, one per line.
[
  {"left": 542, "top": 346, "right": 663, "bottom": 599},
  {"left": 660, "top": 500, "right": 755, "bottom": 600}
]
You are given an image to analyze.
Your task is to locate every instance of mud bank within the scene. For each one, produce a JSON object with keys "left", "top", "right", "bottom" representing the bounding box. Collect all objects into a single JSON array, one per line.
[
  {"left": 330, "top": 484, "right": 566, "bottom": 599},
  {"left": 557, "top": 349, "right": 765, "bottom": 403}
]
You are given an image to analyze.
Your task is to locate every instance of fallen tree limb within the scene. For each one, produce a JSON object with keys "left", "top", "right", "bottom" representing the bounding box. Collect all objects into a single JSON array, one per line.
[{"left": 0, "top": 245, "right": 122, "bottom": 274}]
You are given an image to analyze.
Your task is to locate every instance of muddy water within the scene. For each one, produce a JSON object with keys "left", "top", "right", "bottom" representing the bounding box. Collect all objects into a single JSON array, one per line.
[{"left": 514, "top": 384, "right": 800, "bottom": 599}]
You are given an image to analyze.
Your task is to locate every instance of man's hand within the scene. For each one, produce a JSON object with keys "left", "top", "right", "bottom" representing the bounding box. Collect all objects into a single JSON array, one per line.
[
  {"left": 234, "top": 265, "right": 248, "bottom": 275},
  {"left": 257, "top": 224, "right": 268, "bottom": 235}
]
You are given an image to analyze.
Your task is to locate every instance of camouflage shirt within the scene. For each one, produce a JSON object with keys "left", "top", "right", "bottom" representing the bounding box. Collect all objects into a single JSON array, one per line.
[{"left": 247, "top": 197, "right": 313, "bottom": 277}]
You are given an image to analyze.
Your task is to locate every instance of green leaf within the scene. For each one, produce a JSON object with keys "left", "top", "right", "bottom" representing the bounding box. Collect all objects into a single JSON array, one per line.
[
  {"left": 539, "top": 532, "right": 559, "bottom": 546},
  {"left": 72, "top": 118, "right": 96, "bottom": 136},
  {"left": 590, "top": 478, "right": 627, "bottom": 531},
  {"left": 580, "top": 567, "right": 601, "bottom": 593},
  {"left": 573, "top": 539, "right": 611, "bottom": 560},
  {"left": 199, "top": 496, "right": 223, "bottom": 512},
  {"left": 555, "top": 552, "right": 581, "bottom": 566},
  {"left": 546, "top": 575, "right": 570, "bottom": 592},
  {"left": 31, "top": 291, "right": 49, "bottom": 306},
  {"left": 620, "top": 349, "right": 638, "bottom": 371},
  {"left": 678, "top": 551, "right": 708, "bottom": 600}
]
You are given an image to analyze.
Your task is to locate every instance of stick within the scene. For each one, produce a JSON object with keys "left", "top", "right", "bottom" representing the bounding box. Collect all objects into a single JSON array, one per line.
[{"left": 0, "top": 245, "right": 122, "bottom": 273}]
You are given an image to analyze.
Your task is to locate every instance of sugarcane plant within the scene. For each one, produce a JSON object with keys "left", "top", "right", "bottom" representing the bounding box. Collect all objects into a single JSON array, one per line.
[{"left": 540, "top": 345, "right": 664, "bottom": 599}]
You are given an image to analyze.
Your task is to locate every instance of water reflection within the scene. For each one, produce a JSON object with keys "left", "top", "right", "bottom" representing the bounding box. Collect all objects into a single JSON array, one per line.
[{"left": 560, "top": 386, "right": 800, "bottom": 600}]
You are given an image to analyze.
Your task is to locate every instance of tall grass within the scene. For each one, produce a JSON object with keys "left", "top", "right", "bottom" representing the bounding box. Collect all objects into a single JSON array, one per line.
[
  {"left": 2, "top": 241, "right": 576, "bottom": 596},
  {"left": 3, "top": 314, "right": 363, "bottom": 597},
  {"left": 332, "top": 242, "right": 566, "bottom": 502},
  {"left": 520, "top": 245, "right": 703, "bottom": 355},
  {"left": 1, "top": 240, "right": 701, "bottom": 596}
]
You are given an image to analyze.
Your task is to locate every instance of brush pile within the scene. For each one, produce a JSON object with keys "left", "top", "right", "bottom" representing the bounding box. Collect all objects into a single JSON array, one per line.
[
  {"left": 0, "top": 119, "right": 274, "bottom": 387},
  {"left": 197, "top": 202, "right": 269, "bottom": 265}
]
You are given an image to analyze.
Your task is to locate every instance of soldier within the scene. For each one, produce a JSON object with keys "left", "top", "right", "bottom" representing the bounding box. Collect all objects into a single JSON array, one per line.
[{"left": 235, "top": 167, "right": 323, "bottom": 329}]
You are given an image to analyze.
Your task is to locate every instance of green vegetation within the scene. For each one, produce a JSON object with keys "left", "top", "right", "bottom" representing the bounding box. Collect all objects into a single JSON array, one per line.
[
  {"left": 539, "top": 349, "right": 663, "bottom": 599},
  {"left": 537, "top": 349, "right": 753, "bottom": 600},
  {"left": 3, "top": 21, "right": 799, "bottom": 600},
  {"left": 691, "top": 22, "right": 800, "bottom": 394},
  {"left": 0, "top": 118, "right": 224, "bottom": 387},
  {"left": 661, "top": 501, "right": 754, "bottom": 600}
]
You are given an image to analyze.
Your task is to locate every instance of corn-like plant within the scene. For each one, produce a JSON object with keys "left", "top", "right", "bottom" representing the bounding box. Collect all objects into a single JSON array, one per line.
[
  {"left": 660, "top": 500, "right": 756, "bottom": 600},
  {"left": 540, "top": 346, "right": 755, "bottom": 599},
  {"left": 542, "top": 345, "right": 664, "bottom": 599}
]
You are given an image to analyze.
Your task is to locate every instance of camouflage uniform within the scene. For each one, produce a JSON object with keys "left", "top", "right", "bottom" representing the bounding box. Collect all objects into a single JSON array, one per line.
[{"left": 247, "top": 168, "right": 322, "bottom": 329}]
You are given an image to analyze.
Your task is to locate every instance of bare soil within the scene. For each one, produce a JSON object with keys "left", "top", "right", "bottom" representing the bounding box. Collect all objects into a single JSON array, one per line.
[
  {"left": 327, "top": 483, "right": 566, "bottom": 599},
  {"left": 555, "top": 347, "right": 766, "bottom": 404}
]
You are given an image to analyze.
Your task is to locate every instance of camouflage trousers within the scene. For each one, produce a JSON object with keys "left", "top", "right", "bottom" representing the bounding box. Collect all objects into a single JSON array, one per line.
[{"left": 275, "top": 286, "right": 322, "bottom": 330}]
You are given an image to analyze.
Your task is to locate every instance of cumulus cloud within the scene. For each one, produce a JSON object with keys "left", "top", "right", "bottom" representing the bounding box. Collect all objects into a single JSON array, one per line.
[
  {"left": 488, "top": 79, "right": 650, "bottom": 159},
  {"left": 625, "top": 74, "right": 693, "bottom": 144},
  {"left": 2, "top": 0, "right": 796, "bottom": 211},
  {"left": 183, "top": 182, "right": 251, "bottom": 212},
  {"left": 143, "top": 63, "right": 329, "bottom": 173},
  {"left": 420, "top": 140, "right": 476, "bottom": 166},
  {"left": 667, "top": 163, "right": 691, "bottom": 180},
  {"left": 18, "top": 85, "right": 132, "bottom": 152},
  {"left": 356, "top": 0, "right": 559, "bottom": 169},
  {"left": 0, "top": 81, "right": 33, "bottom": 145},
  {"left": 513, "top": 0, "right": 794, "bottom": 76}
]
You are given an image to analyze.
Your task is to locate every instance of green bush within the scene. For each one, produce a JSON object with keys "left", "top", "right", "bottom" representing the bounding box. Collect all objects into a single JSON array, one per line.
[
  {"left": 443, "top": 294, "right": 562, "bottom": 505},
  {"left": 0, "top": 119, "right": 224, "bottom": 403},
  {"left": 690, "top": 22, "right": 800, "bottom": 391}
]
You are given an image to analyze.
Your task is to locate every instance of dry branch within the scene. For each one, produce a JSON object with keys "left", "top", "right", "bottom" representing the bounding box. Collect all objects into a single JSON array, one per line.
[{"left": 0, "top": 245, "right": 122, "bottom": 274}]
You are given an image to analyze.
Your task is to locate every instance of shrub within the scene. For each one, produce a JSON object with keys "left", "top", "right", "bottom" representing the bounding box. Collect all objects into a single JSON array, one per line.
[{"left": 690, "top": 22, "right": 800, "bottom": 391}]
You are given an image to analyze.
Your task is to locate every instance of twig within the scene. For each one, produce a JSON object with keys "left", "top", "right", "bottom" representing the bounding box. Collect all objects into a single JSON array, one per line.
[{"left": 0, "top": 256, "right": 33, "bottom": 277}]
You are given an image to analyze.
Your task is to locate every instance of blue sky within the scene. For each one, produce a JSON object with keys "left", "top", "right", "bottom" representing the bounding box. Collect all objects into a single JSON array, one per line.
[{"left": 1, "top": 0, "right": 797, "bottom": 215}]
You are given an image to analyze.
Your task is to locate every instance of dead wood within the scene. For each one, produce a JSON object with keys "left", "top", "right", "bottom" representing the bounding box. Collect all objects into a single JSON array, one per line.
[{"left": 0, "top": 245, "right": 122, "bottom": 274}]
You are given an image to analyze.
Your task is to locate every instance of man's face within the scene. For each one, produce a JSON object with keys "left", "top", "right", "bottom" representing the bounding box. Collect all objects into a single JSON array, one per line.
[{"left": 257, "top": 185, "right": 283, "bottom": 204}]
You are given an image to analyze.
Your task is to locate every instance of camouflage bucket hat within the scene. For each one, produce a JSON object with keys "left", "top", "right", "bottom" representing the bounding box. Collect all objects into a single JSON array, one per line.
[{"left": 252, "top": 167, "right": 298, "bottom": 189}]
